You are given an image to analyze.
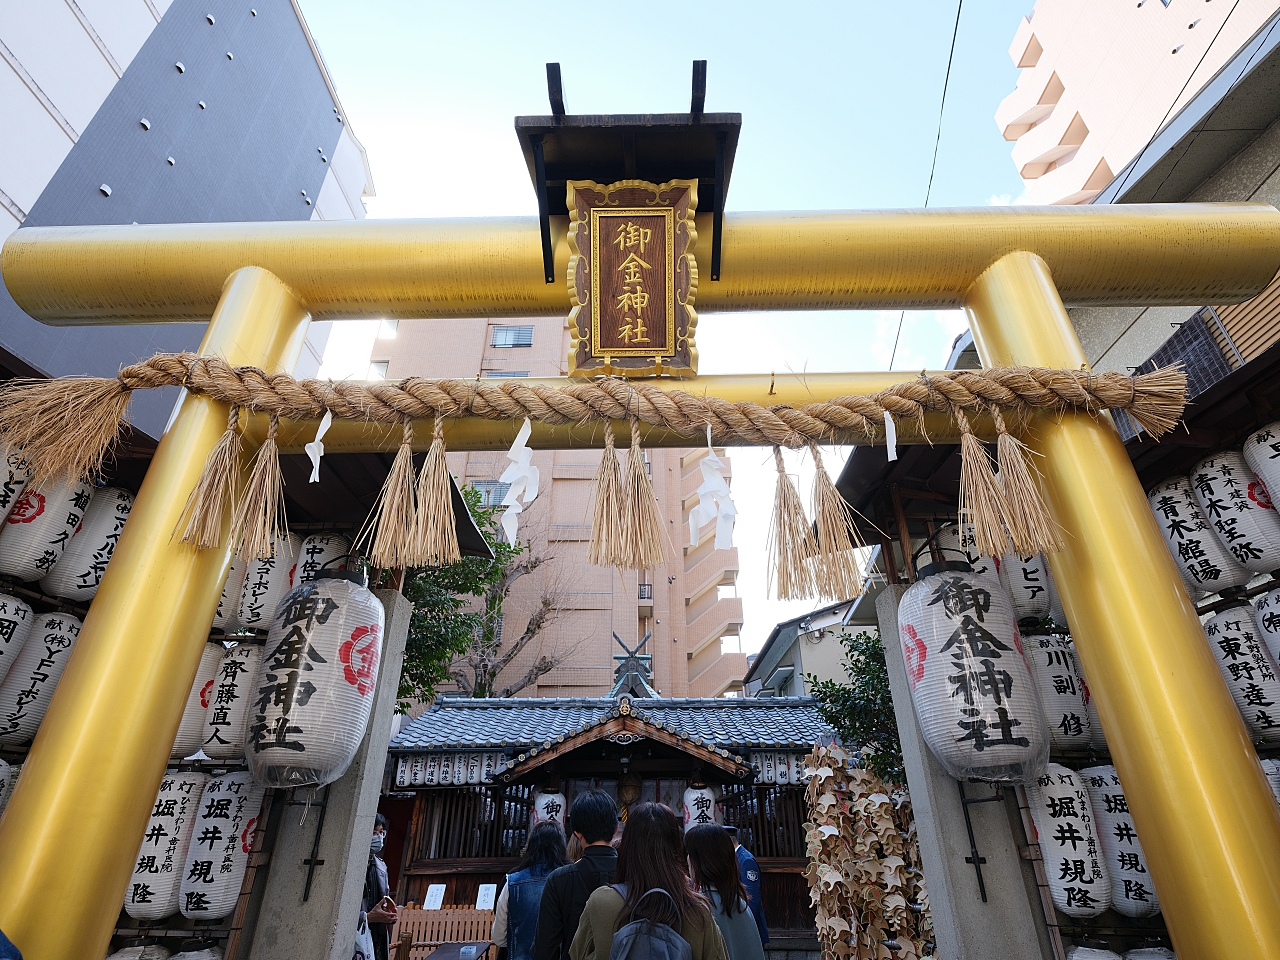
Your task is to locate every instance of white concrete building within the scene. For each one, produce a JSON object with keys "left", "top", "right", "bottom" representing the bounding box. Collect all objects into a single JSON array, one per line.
[{"left": 996, "top": 0, "right": 1280, "bottom": 204}]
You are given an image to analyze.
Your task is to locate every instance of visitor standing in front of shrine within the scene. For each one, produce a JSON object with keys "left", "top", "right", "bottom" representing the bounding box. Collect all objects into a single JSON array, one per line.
[
  {"left": 532, "top": 790, "right": 620, "bottom": 960},
  {"left": 361, "top": 814, "right": 399, "bottom": 960},
  {"left": 685, "top": 824, "right": 765, "bottom": 960},
  {"left": 494, "top": 821, "right": 570, "bottom": 960},
  {"left": 724, "top": 827, "right": 769, "bottom": 945}
]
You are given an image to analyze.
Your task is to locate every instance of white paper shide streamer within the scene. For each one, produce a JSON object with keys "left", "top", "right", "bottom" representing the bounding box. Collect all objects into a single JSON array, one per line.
[
  {"left": 1024, "top": 634, "right": 1092, "bottom": 753},
  {"left": 1203, "top": 602, "right": 1280, "bottom": 744},
  {"left": 179, "top": 771, "right": 265, "bottom": 919},
  {"left": 1081, "top": 764, "right": 1160, "bottom": 918},
  {"left": 202, "top": 643, "right": 263, "bottom": 760},
  {"left": 0, "top": 592, "right": 34, "bottom": 686},
  {"left": 0, "top": 613, "right": 82, "bottom": 747},
  {"left": 689, "top": 438, "right": 736, "bottom": 550},
  {"left": 125, "top": 771, "right": 209, "bottom": 920},
  {"left": 297, "top": 534, "right": 350, "bottom": 583},
  {"left": 1147, "top": 476, "right": 1250, "bottom": 596},
  {"left": 0, "top": 477, "right": 94, "bottom": 582},
  {"left": 998, "top": 553, "right": 1051, "bottom": 624},
  {"left": 499, "top": 419, "right": 540, "bottom": 543},
  {"left": 897, "top": 565, "right": 1047, "bottom": 781},
  {"left": 305, "top": 409, "right": 334, "bottom": 483},
  {"left": 41, "top": 486, "right": 133, "bottom": 600},
  {"left": 237, "top": 533, "right": 302, "bottom": 628},
  {"left": 245, "top": 575, "right": 385, "bottom": 787},
  {"left": 1027, "top": 763, "right": 1112, "bottom": 917},
  {"left": 1189, "top": 451, "right": 1280, "bottom": 573},
  {"left": 171, "top": 644, "right": 225, "bottom": 759}
]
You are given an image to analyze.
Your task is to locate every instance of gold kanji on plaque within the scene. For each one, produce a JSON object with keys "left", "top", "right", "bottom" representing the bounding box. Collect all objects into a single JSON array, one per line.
[{"left": 566, "top": 179, "right": 698, "bottom": 378}]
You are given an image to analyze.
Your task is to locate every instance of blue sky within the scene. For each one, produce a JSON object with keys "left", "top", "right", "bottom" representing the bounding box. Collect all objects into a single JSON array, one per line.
[{"left": 302, "top": 0, "right": 1033, "bottom": 654}]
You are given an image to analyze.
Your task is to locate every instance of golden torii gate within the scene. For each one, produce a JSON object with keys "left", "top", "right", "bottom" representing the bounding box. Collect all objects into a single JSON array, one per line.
[{"left": 1, "top": 205, "right": 1279, "bottom": 960}]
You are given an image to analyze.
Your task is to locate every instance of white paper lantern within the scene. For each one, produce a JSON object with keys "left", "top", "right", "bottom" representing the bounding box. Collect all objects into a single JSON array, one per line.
[
  {"left": 39, "top": 486, "right": 133, "bottom": 600},
  {"left": 125, "top": 771, "right": 209, "bottom": 920},
  {"left": 106, "top": 947, "right": 172, "bottom": 960},
  {"left": 897, "top": 564, "right": 1048, "bottom": 782},
  {"left": 0, "top": 592, "right": 35, "bottom": 686},
  {"left": 1046, "top": 567, "right": 1068, "bottom": 630},
  {"left": 171, "top": 644, "right": 226, "bottom": 759},
  {"left": 1190, "top": 451, "right": 1280, "bottom": 573},
  {"left": 395, "top": 756, "right": 411, "bottom": 788},
  {"left": 0, "top": 612, "right": 82, "bottom": 747},
  {"left": 297, "top": 534, "right": 351, "bottom": 583},
  {"left": 1147, "top": 476, "right": 1251, "bottom": 596},
  {"left": 0, "top": 477, "right": 94, "bottom": 582},
  {"left": 758, "top": 751, "right": 778, "bottom": 785},
  {"left": 201, "top": 643, "right": 263, "bottom": 760},
  {"left": 1203, "top": 603, "right": 1280, "bottom": 744},
  {"left": 682, "top": 785, "right": 720, "bottom": 830},
  {"left": 424, "top": 753, "right": 440, "bottom": 786},
  {"left": 1024, "top": 634, "right": 1092, "bottom": 754},
  {"left": 1260, "top": 758, "right": 1280, "bottom": 806},
  {"left": 997, "top": 554, "right": 1051, "bottom": 624},
  {"left": 933, "top": 523, "right": 995, "bottom": 578},
  {"left": 1070, "top": 637, "right": 1108, "bottom": 755},
  {"left": 1067, "top": 950, "right": 1122, "bottom": 960},
  {"left": 1244, "top": 421, "right": 1280, "bottom": 501},
  {"left": 1252, "top": 586, "right": 1280, "bottom": 663},
  {"left": 212, "top": 557, "right": 247, "bottom": 632},
  {"left": 1123, "top": 950, "right": 1176, "bottom": 960},
  {"left": 1081, "top": 765, "right": 1160, "bottom": 918},
  {"left": 0, "top": 759, "right": 16, "bottom": 815},
  {"left": 410, "top": 754, "right": 426, "bottom": 786},
  {"left": 445, "top": 754, "right": 462, "bottom": 785},
  {"left": 1027, "top": 762, "right": 1112, "bottom": 917},
  {"left": 245, "top": 575, "right": 385, "bottom": 788},
  {"left": 236, "top": 533, "right": 302, "bottom": 628},
  {"left": 482, "top": 752, "right": 498, "bottom": 782},
  {"left": 466, "top": 753, "right": 482, "bottom": 784},
  {"left": 532, "top": 789, "right": 566, "bottom": 825},
  {"left": 0, "top": 449, "right": 32, "bottom": 523},
  {"left": 179, "top": 771, "right": 265, "bottom": 919},
  {"left": 788, "top": 753, "right": 804, "bottom": 785}
]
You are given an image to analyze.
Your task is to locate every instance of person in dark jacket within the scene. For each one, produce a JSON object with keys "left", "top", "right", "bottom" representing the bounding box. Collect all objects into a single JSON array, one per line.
[
  {"left": 494, "top": 821, "right": 570, "bottom": 960},
  {"left": 531, "top": 790, "right": 619, "bottom": 960},
  {"left": 724, "top": 827, "right": 769, "bottom": 945},
  {"left": 361, "top": 813, "right": 399, "bottom": 960}
]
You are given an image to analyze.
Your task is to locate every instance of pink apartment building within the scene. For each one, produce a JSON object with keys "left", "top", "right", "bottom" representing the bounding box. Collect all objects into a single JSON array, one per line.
[{"left": 369, "top": 314, "right": 747, "bottom": 699}]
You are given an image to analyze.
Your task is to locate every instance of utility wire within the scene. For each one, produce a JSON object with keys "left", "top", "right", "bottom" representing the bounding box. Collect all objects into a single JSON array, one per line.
[{"left": 890, "top": 0, "right": 963, "bottom": 371}]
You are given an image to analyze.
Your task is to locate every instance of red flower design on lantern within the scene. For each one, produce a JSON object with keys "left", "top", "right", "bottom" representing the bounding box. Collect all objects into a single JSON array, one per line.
[
  {"left": 199, "top": 678, "right": 214, "bottom": 709},
  {"left": 7, "top": 491, "right": 44, "bottom": 524},
  {"left": 340, "top": 624, "right": 381, "bottom": 696},
  {"left": 902, "top": 623, "right": 926, "bottom": 689},
  {"left": 241, "top": 816, "right": 258, "bottom": 853},
  {"left": 1249, "top": 479, "right": 1275, "bottom": 510}
]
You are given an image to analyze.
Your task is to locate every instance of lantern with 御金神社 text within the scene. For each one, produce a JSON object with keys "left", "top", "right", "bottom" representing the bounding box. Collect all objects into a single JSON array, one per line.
[
  {"left": 997, "top": 553, "right": 1051, "bottom": 626},
  {"left": 171, "top": 644, "right": 225, "bottom": 760},
  {"left": 0, "top": 592, "right": 34, "bottom": 686},
  {"left": 897, "top": 561, "right": 1047, "bottom": 782},
  {"left": 1147, "top": 476, "right": 1251, "bottom": 597},
  {"left": 125, "top": 771, "right": 208, "bottom": 920},
  {"left": 236, "top": 533, "right": 302, "bottom": 628},
  {"left": 1028, "top": 763, "right": 1112, "bottom": 917},
  {"left": 0, "top": 476, "right": 93, "bottom": 583},
  {"left": 0, "top": 613, "right": 81, "bottom": 748},
  {"left": 244, "top": 571, "right": 385, "bottom": 787},
  {"left": 1081, "top": 764, "right": 1160, "bottom": 918},
  {"left": 39, "top": 486, "right": 132, "bottom": 600},
  {"left": 202, "top": 642, "right": 262, "bottom": 760},
  {"left": 532, "top": 788, "right": 566, "bottom": 826},
  {"left": 682, "top": 784, "right": 721, "bottom": 831},
  {"left": 1024, "top": 634, "right": 1091, "bottom": 754},
  {"left": 1203, "top": 601, "right": 1280, "bottom": 744},
  {"left": 1190, "top": 452, "right": 1280, "bottom": 574},
  {"left": 179, "top": 771, "right": 264, "bottom": 920}
]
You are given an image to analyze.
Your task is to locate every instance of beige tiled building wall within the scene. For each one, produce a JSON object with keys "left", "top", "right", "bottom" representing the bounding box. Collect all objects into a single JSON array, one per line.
[
  {"left": 996, "top": 0, "right": 1280, "bottom": 204},
  {"left": 371, "top": 315, "right": 746, "bottom": 699}
]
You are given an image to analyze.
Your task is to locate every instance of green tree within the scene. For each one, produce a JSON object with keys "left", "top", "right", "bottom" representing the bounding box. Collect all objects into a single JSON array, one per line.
[
  {"left": 806, "top": 630, "right": 904, "bottom": 784},
  {"left": 398, "top": 485, "right": 566, "bottom": 709}
]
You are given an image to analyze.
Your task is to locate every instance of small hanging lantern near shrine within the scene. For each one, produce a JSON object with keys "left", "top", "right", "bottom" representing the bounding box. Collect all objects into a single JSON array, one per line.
[
  {"left": 0, "top": 759, "right": 16, "bottom": 816},
  {"left": 0, "top": 613, "right": 81, "bottom": 748},
  {"left": 1244, "top": 421, "right": 1280, "bottom": 500},
  {"left": 0, "top": 477, "right": 93, "bottom": 583},
  {"left": 409, "top": 754, "right": 426, "bottom": 786},
  {"left": 532, "top": 787, "right": 566, "bottom": 826},
  {"left": 1028, "top": 762, "right": 1112, "bottom": 917},
  {"left": 202, "top": 643, "right": 263, "bottom": 760},
  {"left": 1070, "top": 636, "right": 1107, "bottom": 755},
  {"left": 212, "top": 557, "right": 247, "bottom": 632},
  {"left": 1203, "top": 601, "right": 1280, "bottom": 744},
  {"left": 933, "top": 523, "right": 995, "bottom": 579},
  {"left": 245, "top": 570, "right": 385, "bottom": 788},
  {"left": 39, "top": 486, "right": 133, "bottom": 600},
  {"left": 1260, "top": 757, "right": 1280, "bottom": 805},
  {"left": 125, "top": 771, "right": 209, "bottom": 920},
  {"left": 179, "top": 771, "right": 265, "bottom": 919},
  {"left": 683, "top": 784, "right": 721, "bottom": 831},
  {"left": 424, "top": 754, "right": 440, "bottom": 786},
  {"left": 1046, "top": 567, "right": 1068, "bottom": 630},
  {"left": 758, "top": 751, "right": 779, "bottom": 784},
  {"left": 1189, "top": 451, "right": 1280, "bottom": 573},
  {"left": 481, "top": 752, "right": 498, "bottom": 782},
  {"left": 1147, "top": 477, "right": 1251, "bottom": 596},
  {"left": 0, "top": 592, "right": 35, "bottom": 685},
  {"left": 236, "top": 532, "right": 302, "bottom": 628},
  {"left": 1252, "top": 586, "right": 1280, "bottom": 662},
  {"left": 395, "top": 757, "right": 410, "bottom": 789},
  {"left": 1024, "top": 634, "right": 1092, "bottom": 754},
  {"left": 897, "top": 561, "right": 1048, "bottom": 782},
  {"left": 1081, "top": 765, "right": 1160, "bottom": 918},
  {"left": 297, "top": 533, "right": 351, "bottom": 583},
  {"left": 0, "top": 449, "right": 31, "bottom": 523},
  {"left": 171, "top": 643, "right": 225, "bottom": 759},
  {"left": 997, "top": 553, "right": 1051, "bottom": 626}
]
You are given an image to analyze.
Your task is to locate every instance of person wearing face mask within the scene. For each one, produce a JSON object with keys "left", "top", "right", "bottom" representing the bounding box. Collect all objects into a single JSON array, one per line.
[{"left": 361, "top": 813, "right": 399, "bottom": 960}]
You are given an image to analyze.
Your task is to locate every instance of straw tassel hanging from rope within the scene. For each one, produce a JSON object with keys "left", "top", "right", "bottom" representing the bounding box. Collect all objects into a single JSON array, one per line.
[
  {"left": 231, "top": 413, "right": 287, "bottom": 560},
  {"left": 589, "top": 425, "right": 626, "bottom": 567},
  {"left": 768, "top": 446, "right": 817, "bottom": 600},
  {"left": 620, "top": 419, "right": 667, "bottom": 570},
  {"left": 412, "top": 417, "right": 460, "bottom": 567},
  {"left": 357, "top": 418, "right": 419, "bottom": 570},
  {"left": 176, "top": 405, "right": 242, "bottom": 550},
  {"left": 954, "top": 405, "right": 1013, "bottom": 558},
  {"left": 809, "top": 444, "right": 867, "bottom": 600},
  {"left": 990, "top": 403, "right": 1063, "bottom": 555}
]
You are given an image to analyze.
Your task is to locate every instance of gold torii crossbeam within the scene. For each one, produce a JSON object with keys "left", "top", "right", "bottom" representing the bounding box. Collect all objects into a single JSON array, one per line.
[{"left": 1, "top": 205, "right": 1279, "bottom": 960}]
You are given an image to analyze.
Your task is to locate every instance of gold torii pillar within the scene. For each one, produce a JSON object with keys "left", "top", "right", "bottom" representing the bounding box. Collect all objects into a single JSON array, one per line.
[{"left": 1, "top": 206, "right": 1280, "bottom": 959}]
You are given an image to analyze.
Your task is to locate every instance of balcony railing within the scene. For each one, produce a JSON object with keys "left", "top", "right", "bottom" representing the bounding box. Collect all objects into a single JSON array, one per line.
[{"left": 638, "top": 583, "right": 653, "bottom": 600}]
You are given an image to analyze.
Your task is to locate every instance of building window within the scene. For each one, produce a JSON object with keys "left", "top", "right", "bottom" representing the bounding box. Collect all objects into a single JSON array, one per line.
[
  {"left": 491, "top": 325, "right": 534, "bottom": 348},
  {"left": 471, "top": 480, "right": 511, "bottom": 507},
  {"left": 368, "top": 361, "right": 389, "bottom": 380},
  {"left": 483, "top": 371, "right": 530, "bottom": 378},
  {"left": 378, "top": 319, "right": 399, "bottom": 339},
  {"left": 638, "top": 583, "right": 653, "bottom": 600}
]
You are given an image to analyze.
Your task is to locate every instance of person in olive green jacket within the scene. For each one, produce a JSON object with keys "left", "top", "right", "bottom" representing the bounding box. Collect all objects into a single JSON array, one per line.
[{"left": 569, "top": 803, "right": 728, "bottom": 960}]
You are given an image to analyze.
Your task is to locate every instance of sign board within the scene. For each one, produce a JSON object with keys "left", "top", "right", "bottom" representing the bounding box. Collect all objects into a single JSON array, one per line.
[
  {"left": 424, "top": 883, "right": 446, "bottom": 910},
  {"left": 567, "top": 179, "right": 698, "bottom": 378},
  {"left": 475, "top": 883, "right": 497, "bottom": 910}
]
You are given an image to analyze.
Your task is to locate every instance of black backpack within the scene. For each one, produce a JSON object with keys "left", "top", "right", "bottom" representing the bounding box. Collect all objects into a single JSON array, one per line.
[{"left": 607, "top": 887, "right": 692, "bottom": 960}]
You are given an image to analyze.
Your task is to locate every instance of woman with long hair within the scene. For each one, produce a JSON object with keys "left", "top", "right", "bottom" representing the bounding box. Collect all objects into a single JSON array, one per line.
[
  {"left": 684, "top": 825, "right": 765, "bottom": 960},
  {"left": 569, "top": 803, "right": 728, "bottom": 960},
  {"left": 493, "top": 820, "right": 570, "bottom": 960}
]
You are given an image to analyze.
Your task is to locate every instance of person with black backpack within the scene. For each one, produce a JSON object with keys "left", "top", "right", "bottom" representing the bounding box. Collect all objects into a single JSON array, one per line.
[
  {"left": 532, "top": 790, "right": 621, "bottom": 960},
  {"left": 568, "top": 803, "right": 728, "bottom": 960}
]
